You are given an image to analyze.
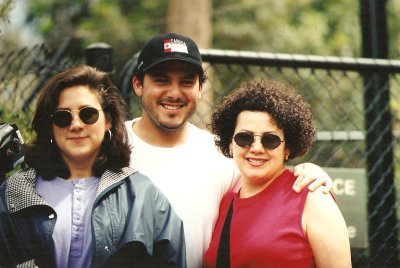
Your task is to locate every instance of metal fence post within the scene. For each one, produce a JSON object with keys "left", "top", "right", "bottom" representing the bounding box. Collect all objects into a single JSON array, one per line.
[
  {"left": 360, "top": 0, "right": 399, "bottom": 266},
  {"left": 85, "top": 42, "right": 114, "bottom": 77}
]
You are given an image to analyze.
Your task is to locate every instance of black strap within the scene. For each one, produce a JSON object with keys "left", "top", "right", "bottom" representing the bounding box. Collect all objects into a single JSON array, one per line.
[{"left": 216, "top": 198, "right": 234, "bottom": 268}]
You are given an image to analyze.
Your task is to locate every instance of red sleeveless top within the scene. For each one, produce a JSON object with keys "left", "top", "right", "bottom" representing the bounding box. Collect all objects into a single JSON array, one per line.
[{"left": 203, "top": 169, "right": 314, "bottom": 268}]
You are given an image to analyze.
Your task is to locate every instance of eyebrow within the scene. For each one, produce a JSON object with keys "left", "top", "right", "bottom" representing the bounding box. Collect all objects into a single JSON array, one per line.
[
  {"left": 55, "top": 105, "right": 94, "bottom": 111},
  {"left": 237, "top": 130, "right": 280, "bottom": 135}
]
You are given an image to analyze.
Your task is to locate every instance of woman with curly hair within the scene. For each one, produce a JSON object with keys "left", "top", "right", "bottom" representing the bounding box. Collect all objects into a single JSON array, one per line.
[
  {"left": 203, "top": 79, "right": 351, "bottom": 267},
  {"left": 0, "top": 65, "right": 185, "bottom": 267}
]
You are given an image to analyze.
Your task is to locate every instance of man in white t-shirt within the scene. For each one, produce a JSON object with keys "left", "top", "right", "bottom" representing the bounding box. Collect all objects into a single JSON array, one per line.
[{"left": 126, "top": 33, "right": 332, "bottom": 268}]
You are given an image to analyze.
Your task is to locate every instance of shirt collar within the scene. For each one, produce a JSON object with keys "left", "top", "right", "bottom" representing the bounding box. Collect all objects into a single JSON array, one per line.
[{"left": 6, "top": 167, "right": 136, "bottom": 213}]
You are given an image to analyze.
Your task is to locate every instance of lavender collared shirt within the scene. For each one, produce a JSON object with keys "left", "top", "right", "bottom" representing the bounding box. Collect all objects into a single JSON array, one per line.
[{"left": 36, "top": 176, "right": 99, "bottom": 268}]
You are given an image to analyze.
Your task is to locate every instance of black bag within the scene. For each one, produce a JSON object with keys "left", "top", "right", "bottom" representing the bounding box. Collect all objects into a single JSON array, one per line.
[{"left": 0, "top": 123, "right": 24, "bottom": 177}]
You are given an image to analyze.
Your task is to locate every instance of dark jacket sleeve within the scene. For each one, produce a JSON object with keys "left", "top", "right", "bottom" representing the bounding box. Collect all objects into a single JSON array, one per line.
[
  {"left": 152, "top": 187, "right": 186, "bottom": 268},
  {"left": 92, "top": 172, "right": 186, "bottom": 268},
  {"left": 0, "top": 173, "right": 52, "bottom": 268},
  {"left": 0, "top": 181, "right": 33, "bottom": 267}
]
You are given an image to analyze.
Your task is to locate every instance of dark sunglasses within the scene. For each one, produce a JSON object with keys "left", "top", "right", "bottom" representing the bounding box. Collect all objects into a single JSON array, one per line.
[
  {"left": 233, "top": 132, "right": 284, "bottom": 150},
  {"left": 51, "top": 107, "right": 101, "bottom": 128}
]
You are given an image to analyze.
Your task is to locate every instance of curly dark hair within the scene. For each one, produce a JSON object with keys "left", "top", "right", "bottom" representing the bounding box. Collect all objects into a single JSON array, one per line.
[
  {"left": 24, "top": 64, "right": 131, "bottom": 179},
  {"left": 208, "top": 79, "right": 316, "bottom": 160}
]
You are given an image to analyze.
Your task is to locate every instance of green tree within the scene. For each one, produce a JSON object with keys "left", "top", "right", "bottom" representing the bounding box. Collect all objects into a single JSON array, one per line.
[
  {"left": 25, "top": 0, "right": 170, "bottom": 79},
  {"left": 0, "top": 0, "right": 16, "bottom": 47},
  {"left": 0, "top": 0, "right": 14, "bottom": 21},
  {"left": 20, "top": 0, "right": 400, "bottom": 72},
  {"left": 212, "top": 0, "right": 360, "bottom": 56}
]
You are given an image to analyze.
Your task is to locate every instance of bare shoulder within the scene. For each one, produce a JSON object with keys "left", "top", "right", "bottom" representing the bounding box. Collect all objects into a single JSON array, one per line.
[
  {"left": 306, "top": 187, "right": 336, "bottom": 205},
  {"left": 304, "top": 180, "right": 352, "bottom": 267},
  {"left": 303, "top": 187, "right": 343, "bottom": 225}
]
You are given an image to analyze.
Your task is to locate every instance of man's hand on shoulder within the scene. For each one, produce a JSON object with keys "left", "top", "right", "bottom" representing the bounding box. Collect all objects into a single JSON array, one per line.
[{"left": 292, "top": 163, "right": 332, "bottom": 194}]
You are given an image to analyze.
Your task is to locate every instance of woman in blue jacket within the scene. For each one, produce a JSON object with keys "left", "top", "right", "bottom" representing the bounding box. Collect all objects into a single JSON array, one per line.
[{"left": 0, "top": 65, "right": 186, "bottom": 267}]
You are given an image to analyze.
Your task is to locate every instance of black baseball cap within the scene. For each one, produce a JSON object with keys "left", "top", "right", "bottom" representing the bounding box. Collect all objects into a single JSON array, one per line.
[{"left": 134, "top": 33, "right": 204, "bottom": 75}]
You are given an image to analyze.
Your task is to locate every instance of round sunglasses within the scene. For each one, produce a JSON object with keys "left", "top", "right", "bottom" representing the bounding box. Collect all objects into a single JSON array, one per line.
[
  {"left": 233, "top": 132, "right": 284, "bottom": 150},
  {"left": 51, "top": 107, "right": 102, "bottom": 128}
]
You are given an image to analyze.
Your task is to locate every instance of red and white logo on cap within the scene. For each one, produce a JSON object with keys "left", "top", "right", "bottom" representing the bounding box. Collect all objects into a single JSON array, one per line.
[{"left": 164, "top": 38, "right": 188, "bottom": 53}]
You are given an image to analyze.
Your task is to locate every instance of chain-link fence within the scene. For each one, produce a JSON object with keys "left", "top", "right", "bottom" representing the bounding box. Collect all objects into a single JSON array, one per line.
[
  {"left": 121, "top": 49, "right": 400, "bottom": 267},
  {"left": 2, "top": 44, "right": 400, "bottom": 267},
  {"left": 0, "top": 44, "right": 50, "bottom": 113},
  {"left": 0, "top": 39, "right": 81, "bottom": 118}
]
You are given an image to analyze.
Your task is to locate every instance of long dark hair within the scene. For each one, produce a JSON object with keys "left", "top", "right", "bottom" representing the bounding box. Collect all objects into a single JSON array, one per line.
[{"left": 24, "top": 64, "right": 131, "bottom": 179}]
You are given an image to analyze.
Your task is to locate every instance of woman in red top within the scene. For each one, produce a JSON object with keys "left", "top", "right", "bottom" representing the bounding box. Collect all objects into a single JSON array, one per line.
[{"left": 204, "top": 79, "right": 351, "bottom": 268}]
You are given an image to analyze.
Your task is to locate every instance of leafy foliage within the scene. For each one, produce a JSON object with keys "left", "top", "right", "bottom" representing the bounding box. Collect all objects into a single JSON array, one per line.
[
  {"left": 24, "top": 0, "right": 169, "bottom": 80},
  {"left": 0, "top": 108, "right": 35, "bottom": 144},
  {"left": 212, "top": 0, "right": 360, "bottom": 56},
  {"left": 1, "top": 0, "right": 397, "bottom": 76},
  {"left": 0, "top": 0, "right": 14, "bottom": 22},
  {"left": 0, "top": 0, "right": 15, "bottom": 39}
]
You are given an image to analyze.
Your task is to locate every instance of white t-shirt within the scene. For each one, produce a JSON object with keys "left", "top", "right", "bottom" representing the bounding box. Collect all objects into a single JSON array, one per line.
[{"left": 125, "top": 119, "right": 239, "bottom": 268}]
